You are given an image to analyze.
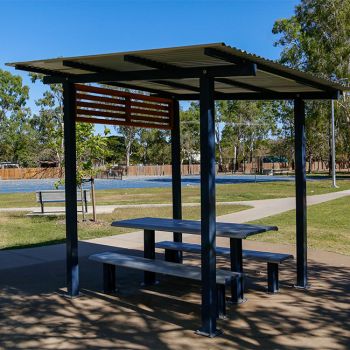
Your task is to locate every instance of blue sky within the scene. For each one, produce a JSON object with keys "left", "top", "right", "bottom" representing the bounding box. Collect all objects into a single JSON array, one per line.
[{"left": 1, "top": 0, "right": 299, "bottom": 132}]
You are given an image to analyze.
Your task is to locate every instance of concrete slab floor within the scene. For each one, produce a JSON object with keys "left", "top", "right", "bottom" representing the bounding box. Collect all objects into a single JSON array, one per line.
[{"left": 0, "top": 240, "right": 349, "bottom": 350}]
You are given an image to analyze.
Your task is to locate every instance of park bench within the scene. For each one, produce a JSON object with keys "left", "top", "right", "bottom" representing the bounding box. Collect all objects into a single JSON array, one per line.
[
  {"left": 155, "top": 241, "right": 293, "bottom": 293},
  {"left": 89, "top": 251, "right": 244, "bottom": 319},
  {"left": 35, "top": 189, "right": 91, "bottom": 213}
]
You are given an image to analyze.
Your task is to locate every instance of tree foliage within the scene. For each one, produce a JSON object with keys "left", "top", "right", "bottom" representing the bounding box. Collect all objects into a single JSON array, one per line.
[
  {"left": 0, "top": 69, "right": 36, "bottom": 166},
  {"left": 273, "top": 0, "right": 350, "bottom": 163}
]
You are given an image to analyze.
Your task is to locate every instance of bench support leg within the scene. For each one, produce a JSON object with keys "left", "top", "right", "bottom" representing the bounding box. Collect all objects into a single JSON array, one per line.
[
  {"left": 267, "top": 262, "right": 279, "bottom": 293},
  {"left": 229, "top": 238, "right": 245, "bottom": 303},
  {"left": 103, "top": 263, "right": 116, "bottom": 293},
  {"left": 164, "top": 248, "right": 180, "bottom": 263},
  {"left": 216, "top": 284, "right": 226, "bottom": 320},
  {"left": 144, "top": 229, "right": 157, "bottom": 285}
]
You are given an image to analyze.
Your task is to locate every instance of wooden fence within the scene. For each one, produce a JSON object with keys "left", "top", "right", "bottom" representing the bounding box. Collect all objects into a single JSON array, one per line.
[
  {"left": 0, "top": 165, "right": 201, "bottom": 180},
  {"left": 0, "top": 167, "right": 63, "bottom": 180},
  {"left": 125, "top": 164, "right": 200, "bottom": 177},
  {"left": 1, "top": 161, "right": 349, "bottom": 180}
]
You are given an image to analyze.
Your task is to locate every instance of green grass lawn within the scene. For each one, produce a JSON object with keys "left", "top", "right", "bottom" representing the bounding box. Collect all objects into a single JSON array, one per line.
[
  {"left": 249, "top": 196, "right": 350, "bottom": 255},
  {"left": 0, "top": 203, "right": 249, "bottom": 250},
  {"left": 1, "top": 178, "right": 350, "bottom": 208}
]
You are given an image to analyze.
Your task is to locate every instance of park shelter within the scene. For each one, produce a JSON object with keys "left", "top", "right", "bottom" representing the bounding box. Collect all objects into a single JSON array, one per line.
[{"left": 8, "top": 43, "right": 347, "bottom": 337}]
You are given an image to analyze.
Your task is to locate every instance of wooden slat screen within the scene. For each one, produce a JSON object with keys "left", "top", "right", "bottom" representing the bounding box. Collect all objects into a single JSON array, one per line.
[{"left": 75, "top": 84, "right": 173, "bottom": 129}]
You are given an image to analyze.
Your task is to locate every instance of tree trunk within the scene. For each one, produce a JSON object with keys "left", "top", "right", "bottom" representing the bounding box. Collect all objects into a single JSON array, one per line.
[
  {"left": 215, "top": 125, "right": 223, "bottom": 172},
  {"left": 126, "top": 143, "right": 131, "bottom": 167},
  {"left": 308, "top": 153, "right": 312, "bottom": 174}
]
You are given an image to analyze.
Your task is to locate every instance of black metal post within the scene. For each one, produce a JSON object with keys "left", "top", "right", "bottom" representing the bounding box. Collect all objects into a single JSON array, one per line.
[
  {"left": 294, "top": 98, "right": 308, "bottom": 288},
  {"left": 230, "top": 238, "right": 245, "bottom": 302},
  {"left": 196, "top": 72, "right": 219, "bottom": 337},
  {"left": 63, "top": 82, "right": 79, "bottom": 297},
  {"left": 103, "top": 263, "right": 116, "bottom": 293},
  {"left": 171, "top": 99, "right": 183, "bottom": 263},
  {"left": 267, "top": 262, "right": 279, "bottom": 293},
  {"left": 144, "top": 229, "right": 156, "bottom": 285}
]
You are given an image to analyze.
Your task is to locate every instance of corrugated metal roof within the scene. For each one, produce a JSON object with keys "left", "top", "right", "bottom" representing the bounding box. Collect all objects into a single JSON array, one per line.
[{"left": 7, "top": 43, "right": 348, "bottom": 99}]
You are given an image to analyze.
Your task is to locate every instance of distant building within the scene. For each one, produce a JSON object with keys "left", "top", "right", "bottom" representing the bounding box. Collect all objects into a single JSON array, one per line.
[{"left": 0, "top": 162, "right": 20, "bottom": 169}]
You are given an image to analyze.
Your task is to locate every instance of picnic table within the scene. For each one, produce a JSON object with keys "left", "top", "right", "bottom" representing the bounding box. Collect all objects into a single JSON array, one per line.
[{"left": 111, "top": 217, "right": 278, "bottom": 301}]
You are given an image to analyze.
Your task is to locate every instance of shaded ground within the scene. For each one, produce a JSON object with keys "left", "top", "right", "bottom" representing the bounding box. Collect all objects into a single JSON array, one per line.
[{"left": 0, "top": 239, "right": 349, "bottom": 350}]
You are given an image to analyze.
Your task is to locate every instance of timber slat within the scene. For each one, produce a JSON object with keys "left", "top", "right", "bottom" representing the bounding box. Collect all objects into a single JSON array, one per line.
[
  {"left": 77, "top": 109, "right": 125, "bottom": 119},
  {"left": 76, "top": 116, "right": 172, "bottom": 129},
  {"left": 129, "top": 115, "right": 170, "bottom": 123},
  {"left": 76, "top": 93, "right": 121, "bottom": 104},
  {"left": 75, "top": 84, "right": 173, "bottom": 129},
  {"left": 75, "top": 84, "right": 173, "bottom": 104},
  {"left": 77, "top": 101, "right": 126, "bottom": 112}
]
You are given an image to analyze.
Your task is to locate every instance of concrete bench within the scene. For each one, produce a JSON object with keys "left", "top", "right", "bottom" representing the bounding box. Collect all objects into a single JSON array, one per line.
[
  {"left": 35, "top": 189, "right": 91, "bottom": 213},
  {"left": 89, "top": 251, "right": 244, "bottom": 318},
  {"left": 155, "top": 241, "right": 294, "bottom": 293}
]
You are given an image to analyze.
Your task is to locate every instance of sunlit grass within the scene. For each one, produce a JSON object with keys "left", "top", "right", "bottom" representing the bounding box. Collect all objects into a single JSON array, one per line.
[
  {"left": 249, "top": 196, "right": 350, "bottom": 255},
  {"left": 0, "top": 203, "right": 250, "bottom": 250},
  {"left": 1, "top": 178, "right": 350, "bottom": 208}
]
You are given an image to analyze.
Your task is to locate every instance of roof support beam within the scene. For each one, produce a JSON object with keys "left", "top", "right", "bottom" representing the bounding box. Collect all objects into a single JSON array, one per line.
[
  {"left": 44, "top": 63, "right": 257, "bottom": 84},
  {"left": 153, "top": 80, "right": 200, "bottom": 93},
  {"left": 204, "top": 47, "right": 337, "bottom": 93},
  {"left": 61, "top": 60, "right": 179, "bottom": 98},
  {"left": 172, "top": 90, "right": 341, "bottom": 101},
  {"left": 215, "top": 77, "right": 275, "bottom": 94},
  {"left": 204, "top": 47, "right": 247, "bottom": 65},
  {"left": 63, "top": 60, "right": 200, "bottom": 95},
  {"left": 63, "top": 60, "right": 115, "bottom": 74},
  {"left": 15, "top": 64, "right": 71, "bottom": 78},
  {"left": 124, "top": 56, "right": 230, "bottom": 96},
  {"left": 124, "top": 54, "right": 185, "bottom": 73}
]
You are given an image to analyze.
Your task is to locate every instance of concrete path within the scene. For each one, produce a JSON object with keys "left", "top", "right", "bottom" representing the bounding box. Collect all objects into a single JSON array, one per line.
[
  {"left": 218, "top": 189, "right": 350, "bottom": 223},
  {"left": 1, "top": 237, "right": 350, "bottom": 350}
]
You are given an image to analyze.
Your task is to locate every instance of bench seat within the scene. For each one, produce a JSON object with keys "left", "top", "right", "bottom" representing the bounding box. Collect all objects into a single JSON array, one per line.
[
  {"left": 89, "top": 251, "right": 243, "bottom": 318},
  {"left": 155, "top": 241, "right": 294, "bottom": 293},
  {"left": 36, "top": 189, "right": 91, "bottom": 214}
]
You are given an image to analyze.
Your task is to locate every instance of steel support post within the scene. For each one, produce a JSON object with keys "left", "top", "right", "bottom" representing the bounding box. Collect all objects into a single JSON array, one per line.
[
  {"left": 171, "top": 100, "right": 183, "bottom": 263},
  {"left": 144, "top": 229, "right": 156, "bottom": 285},
  {"left": 331, "top": 100, "right": 338, "bottom": 188},
  {"left": 294, "top": 98, "right": 308, "bottom": 288},
  {"left": 230, "top": 238, "right": 245, "bottom": 302},
  {"left": 196, "top": 73, "right": 220, "bottom": 337},
  {"left": 63, "top": 82, "right": 79, "bottom": 297}
]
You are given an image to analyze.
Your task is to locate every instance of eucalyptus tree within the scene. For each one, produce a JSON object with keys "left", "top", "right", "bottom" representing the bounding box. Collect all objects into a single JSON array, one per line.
[
  {"left": 218, "top": 100, "right": 276, "bottom": 171},
  {"left": 180, "top": 102, "right": 200, "bottom": 168},
  {"left": 31, "top": 75, "right": 110, "bottom": 177},
  {"left": 272, "top": 0, "right": 350, "bottom": 167},
  {"left": 0, "top": 69, "right": 36, "bottom": 166},
  {"left": 138, "top": 128, "right": 171, "bottom": 165}
]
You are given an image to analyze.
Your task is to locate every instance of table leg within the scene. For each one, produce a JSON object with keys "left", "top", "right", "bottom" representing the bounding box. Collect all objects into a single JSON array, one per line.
[
  {"left": 144, "top": 229, "right": 156, "bottom": 285},
  {"left": 230, "top": 238, "right": 245, "bottom": 303}
]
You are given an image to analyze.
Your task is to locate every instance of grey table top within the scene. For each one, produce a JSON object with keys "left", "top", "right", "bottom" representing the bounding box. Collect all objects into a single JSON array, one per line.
[{"left": 111, "top": 217, "right": 278, "bottom": 239}]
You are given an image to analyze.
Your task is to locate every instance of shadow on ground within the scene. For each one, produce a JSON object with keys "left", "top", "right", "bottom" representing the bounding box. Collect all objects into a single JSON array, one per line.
[{"left": 0, "top": 242, "right": 349, "bottom": 349}]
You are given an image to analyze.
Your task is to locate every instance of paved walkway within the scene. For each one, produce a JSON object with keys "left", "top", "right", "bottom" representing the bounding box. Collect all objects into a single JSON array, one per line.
[
  {"left": 218, "top": 189, "right": 350, "bottom": 223},
  {"left": 1, "top": 238, "right": 349, "bottom": 349}
]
